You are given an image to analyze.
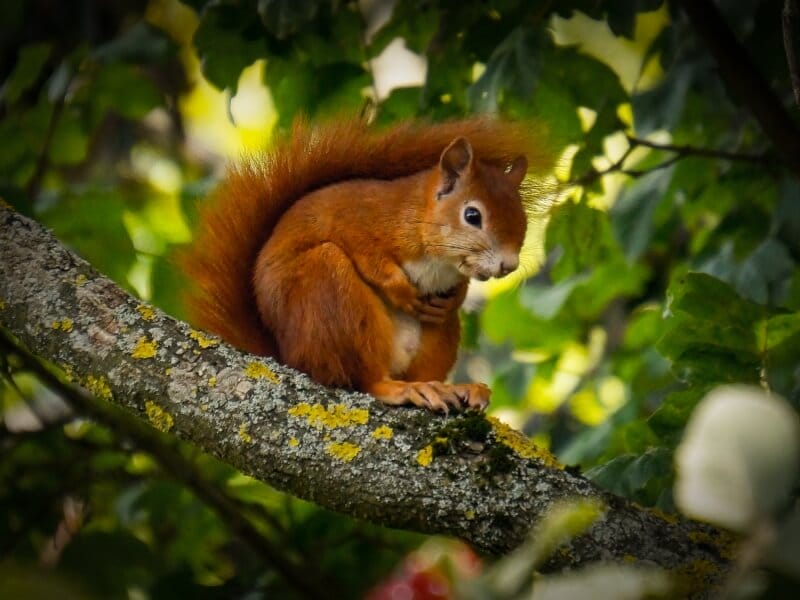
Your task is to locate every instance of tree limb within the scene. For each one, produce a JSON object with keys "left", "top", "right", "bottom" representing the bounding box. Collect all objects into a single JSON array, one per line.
[
  {"left": 785, "top": 0, "right": 800, "bottom": 108},
  {"left": 0, "top": 204, "right": 731, "bottom": 594}
]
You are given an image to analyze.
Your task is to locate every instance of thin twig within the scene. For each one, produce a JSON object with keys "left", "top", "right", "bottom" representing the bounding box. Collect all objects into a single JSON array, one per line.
[
  {"left": 784, "top": 0, "right": 800, "bottom": 108},
  {"left": 570, "top": 134, "right": 774, "bottom": 187},
  {"left": 24, "top": 77, "right": 70, "bottom": 200},
  {"left": 570, "top": 144, "right": 635, "bottom": 186},
  {"left": 626, "top": 135, "right": 771, "bottom": 165}
]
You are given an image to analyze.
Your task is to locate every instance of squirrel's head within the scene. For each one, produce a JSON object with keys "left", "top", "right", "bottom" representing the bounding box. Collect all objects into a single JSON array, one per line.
[{"left": 426, "top": 137, "right": 528, "bottom": 281}]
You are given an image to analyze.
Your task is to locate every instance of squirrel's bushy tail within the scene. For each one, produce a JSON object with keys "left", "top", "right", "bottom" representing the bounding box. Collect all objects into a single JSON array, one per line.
[{"left": 179, "top": 116, "right": 552, "bottom": 356}]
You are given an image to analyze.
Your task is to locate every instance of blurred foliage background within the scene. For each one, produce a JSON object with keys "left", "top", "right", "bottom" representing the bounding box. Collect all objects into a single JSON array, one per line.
[{"left": 2, "top": 0, "right": 800, "bottom": 598}]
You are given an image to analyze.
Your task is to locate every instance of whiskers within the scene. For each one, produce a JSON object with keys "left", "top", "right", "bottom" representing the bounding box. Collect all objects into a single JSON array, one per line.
[{"left": 425, "top": 239, "right": 490, "bottom": 255}]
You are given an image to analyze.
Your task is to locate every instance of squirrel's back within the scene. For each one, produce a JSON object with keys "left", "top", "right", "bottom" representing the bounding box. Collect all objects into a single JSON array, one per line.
[{"left": 180, "top": 116, "right": 551, "bottom": 355}]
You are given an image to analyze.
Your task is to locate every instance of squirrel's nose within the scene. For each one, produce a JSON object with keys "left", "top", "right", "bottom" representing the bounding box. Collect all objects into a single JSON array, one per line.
[{"left": 498, "top": 259, "right": 518, "bottom": 277}]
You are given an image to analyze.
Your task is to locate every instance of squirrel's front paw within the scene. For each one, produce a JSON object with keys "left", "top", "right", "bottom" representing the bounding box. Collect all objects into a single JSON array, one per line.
[
  {"left": 413, "top": 292, "right": 459, "bottom": 324},
  {"left": 382, "top": 275, "right": 422, "bottom": 315}
]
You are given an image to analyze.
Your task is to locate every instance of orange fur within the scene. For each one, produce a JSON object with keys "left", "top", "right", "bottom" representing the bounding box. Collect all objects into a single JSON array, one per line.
[{"left": 180, "top": 116, "right": 551, "bottom": 411}]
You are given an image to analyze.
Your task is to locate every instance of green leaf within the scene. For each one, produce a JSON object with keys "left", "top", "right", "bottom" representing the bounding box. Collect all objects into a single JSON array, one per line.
[
  {"left": 623, "top": 305, "right": 665, "bottom": 349},
  {"left": 468, "top": 27, "right": 539, "bottom": 113},
  {"left": 482, "top": 288, "right": 580, "bottom": 352},
  {"left": 193, "top": 3, "right": 266, "bottom": 92},
  {"left": 376, "top": 86, "right": 422, "bottom": 123},
  {"left": 519, "top": 273, "right": 591, "bottom": 319},
  {"left": 610, "top": 166, "right": 674, "bottom": 261},
  {"left": 546, "top": 200, "right": 614, "bottom": 279},
  {"left": 2, "top": 42, "right": 51, "bottom": 104},
  {"left": 257, "top": 0, "right": 326, "bottom": 39},
  {"left": 631, "top": 62, "right": 694, "bottom": 136},
  {"left": 657, "top": 273, "right": 766, "bottom": 388},
  {"left": 766, "top": 313, "right": 800, "bottom": 350},
  {"left": 648, "top": 387, "right": 708, "bottom": 440},
  {"left": 49, "top": 107, "right": 89, "bottom": 166},
  {"left": 774, "top": 180, "right": 800, "bottom": 259},
  {"left": 585, "top": 447, "right": 673, "bottom": 506},
  {"left": 657, "top": 273, "right": 763, "bottom": 364},
  {"left": 92, "top": 22, "right": 177, "bottom": 64},
  {"left": 91, "top": 63, "right": 161, "bottom": 121},
  {"left": 523, "top": 78, "right": 583, "bottom": 145},
  {"left": 664, "top": 272, "right": 764, "bottom": 335},
  {"left": 366, "top": 0, "right": 438, "bottom": 57},
  {"left": 292, "top": 6, "right": 364, "bottom": 66},
  {"left": 568, "top": 258, "right": 649, "bottom": 319},
  {"left": 59, "top": 530, "right": 158, "bottom": 597},
  {"left": 38, "top": 189, "right": 137, "bottom": 286},
  {"left": 0, "top": 101, "right": 50, "bottom": 181},
  {"left": 269, "top": 60, "right": 368, "bottom": 127}
]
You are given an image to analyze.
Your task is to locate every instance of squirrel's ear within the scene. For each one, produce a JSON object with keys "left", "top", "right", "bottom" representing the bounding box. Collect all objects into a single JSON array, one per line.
[
  {"left": 506, "top": 155, "right": 528, "bottom": 187},
  {"left": 437, "top": 137, "right": 473, "bottom": 197}
]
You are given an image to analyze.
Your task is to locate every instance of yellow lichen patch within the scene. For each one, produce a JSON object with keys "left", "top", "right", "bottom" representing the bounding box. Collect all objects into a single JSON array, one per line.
[
  {"left": 488, "top": 416, "right": 562, "bottom": 469},
  {"left": 464, "top": 510, "right": 475, "bottom": 520},
  {"left": 326, "top": 441, "right": 361, "bottom": 462},
  {"left": 0, "top": 298, "right": 6, "bottom": 310},
  {"left": 688, "top": 530, "right": 738, "bottom": 561},
  {"left": 136, "top": 304, "right": 156, "bottom": 321},
  {"left": 371, "top": 425, "right": 394, "bottom": 440},
  {"left": 50, "top": 318, "right": 74, "bottom": 332},
  {"left": 189, "top": 329, "right": 219, "bottom": 349},
  {"left": 675, "top": 558, "right": 721, "bottom": 592},
  {"left": 132, "top": 336, "right": 157, "bottom": 359},
  {"left": 244, "top": 361, "right": 280, "bottom": 383},
  {"left": 646, "top": 506, "right": 679, "bottom": 525},
  {"left": 60, "top": 363, "right": 75, "bottom": 382},
  {"left": 288, "top": 402, "right": 369, "bottom": 430},
  {"left": 75, "top": 274, "right": 88, "bottom": 286},
  {"left": 165, "top": 368, "right": 172, "bottom": 376},
  {"left": 208, "top": 375, "right": 217, "bottom": 387},
  {"left": 288, "top": 437, "right": 299, "bottom": 447},
  {"left": 416, "top": 445, "right": 434, "bottom": 467},
  {"left": 84, "top": 375, "right": 112, "bottom": 400},
  {"left": 145, "top": 400, "right": 174, "bottom": 432},
  {"left": 238, "top": 423, "right": 253, "bottom": 444}
]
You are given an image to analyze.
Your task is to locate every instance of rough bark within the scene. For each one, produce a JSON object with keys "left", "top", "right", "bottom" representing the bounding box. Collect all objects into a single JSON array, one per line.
[{"left": 0, "top": 204, "right": 730, "bottom": 592}]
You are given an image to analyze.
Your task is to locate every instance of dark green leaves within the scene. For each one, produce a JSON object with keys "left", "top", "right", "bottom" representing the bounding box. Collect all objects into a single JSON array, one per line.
[
  {"left": 2, "top": 43, "right": 51, "bottom": 105},
  {"left": 257, "top": 0, "right": 327, "bottom": 39},
  {"left": 193, "top": 4, "right": 267, "bottom": 93},
  {"left": 610, "top": 166, "right": 674, "bottom": 260}
]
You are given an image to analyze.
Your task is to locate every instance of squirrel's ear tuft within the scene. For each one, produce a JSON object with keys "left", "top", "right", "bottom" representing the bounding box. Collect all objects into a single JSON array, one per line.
[
  {"left": 437, "top": 137, "right": 473, "bottom": 197},
  {"left": 506, "top": 155, "right": 528, "bottom": 187}
]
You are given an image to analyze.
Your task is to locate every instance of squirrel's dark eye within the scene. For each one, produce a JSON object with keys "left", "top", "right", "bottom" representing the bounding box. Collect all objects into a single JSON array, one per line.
[{"left": 463, "top": 206, "right": 482, "bottom": 228}]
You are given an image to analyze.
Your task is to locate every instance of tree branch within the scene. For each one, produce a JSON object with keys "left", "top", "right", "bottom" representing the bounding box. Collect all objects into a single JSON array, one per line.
[
  {"left": 0, "top": 204, "right": 731, "bottom": 595},
  {"left": 674, "top": 0, "right": 800, "bottom": 179},
  {"left": 785, "top": 0, "right": 800, "bottom": 108},
  {"left": 625, "top": 135, "right": 771, "bottom": 166}
]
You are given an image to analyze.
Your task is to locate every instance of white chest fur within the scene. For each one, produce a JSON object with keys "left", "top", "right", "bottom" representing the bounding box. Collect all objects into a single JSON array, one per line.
[
  {"left": 389, "top": 258, "right": 463, "bottom": 376},
  {"left": 390, "top": 312, "right": 421, "bottom": 377},
  {"left": 403, "top": 257, "right": 462, "bottom": 295}
]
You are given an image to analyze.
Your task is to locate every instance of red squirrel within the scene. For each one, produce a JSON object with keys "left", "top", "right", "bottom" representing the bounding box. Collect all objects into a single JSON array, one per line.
[{"left": 182, "top": 117, "right": 549, "bottom": 412}]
